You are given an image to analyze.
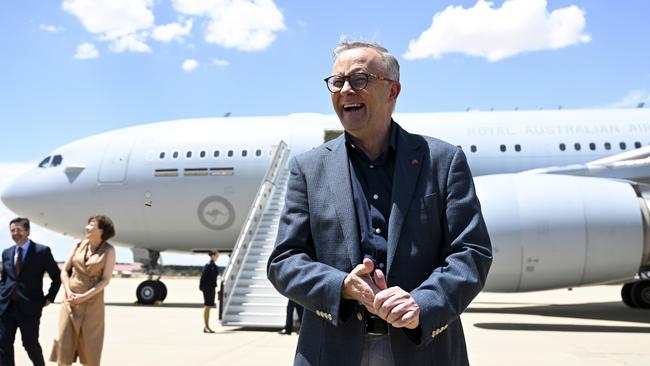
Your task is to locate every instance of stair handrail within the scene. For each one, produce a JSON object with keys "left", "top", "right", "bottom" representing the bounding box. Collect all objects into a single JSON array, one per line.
[{"left": 221, "top": 141, "right": 290, "bottom": 318}]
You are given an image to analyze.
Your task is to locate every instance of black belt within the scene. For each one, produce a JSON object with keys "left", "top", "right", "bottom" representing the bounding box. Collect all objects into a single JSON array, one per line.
[{"left": 365, "top": 314, "right": 388, "bottom": 335}]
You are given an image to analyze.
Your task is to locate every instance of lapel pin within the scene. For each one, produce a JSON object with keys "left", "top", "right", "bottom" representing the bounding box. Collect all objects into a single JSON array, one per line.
[{"left": 411, "top": 159, "right": 420, "bottom": 166}]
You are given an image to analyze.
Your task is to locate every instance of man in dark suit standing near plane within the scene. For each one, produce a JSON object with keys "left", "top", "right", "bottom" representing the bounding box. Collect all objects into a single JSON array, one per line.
[
  {"left": 0, "top": 217, "right": 61, "bottom": 366},
  {"left": 268, "top": 41, "right": 492, "bottom": 365}
]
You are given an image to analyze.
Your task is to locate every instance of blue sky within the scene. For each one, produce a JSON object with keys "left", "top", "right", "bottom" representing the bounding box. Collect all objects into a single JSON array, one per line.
[{"left": 1, "top": 0, "right": 649, "bottom": 264}]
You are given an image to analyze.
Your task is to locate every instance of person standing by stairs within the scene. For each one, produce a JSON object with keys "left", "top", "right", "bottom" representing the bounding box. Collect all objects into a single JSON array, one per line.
[{"left": 200, "top": 251, "right": 219, "bottom": 333}]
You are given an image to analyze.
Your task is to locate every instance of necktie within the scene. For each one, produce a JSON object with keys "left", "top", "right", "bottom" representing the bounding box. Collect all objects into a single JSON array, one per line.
[
  {"left": 15, "top": 247, "right": 23, "bottom": 275},
  {"left": 11, "top": 247, "right": 23, "bottom": 301}
]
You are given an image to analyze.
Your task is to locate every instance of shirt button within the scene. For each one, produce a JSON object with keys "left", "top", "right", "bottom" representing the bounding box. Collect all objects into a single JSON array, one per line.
[
  {"left": 369, "top": 164, "right": 374, "bottom": 169},
  {"left": 379, "top": 263, "right": 385, "bottom": 269},
  {"left": 375, "top": 228, "right": 381, "bottom": 234},
  {"left": 356, "top": 312, "right": 363, "bottom": 321},
  {"left": 372, "top": 194, "right": 378, "bottom": 200}
]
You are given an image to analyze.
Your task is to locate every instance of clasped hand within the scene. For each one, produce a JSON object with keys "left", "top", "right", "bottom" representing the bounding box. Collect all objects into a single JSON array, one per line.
[
  {"left": 65, "top": 292, "right": 84, "bottom": 307},
  {"left": 342, "top": 258, "right": 420, "bottom": 329}
]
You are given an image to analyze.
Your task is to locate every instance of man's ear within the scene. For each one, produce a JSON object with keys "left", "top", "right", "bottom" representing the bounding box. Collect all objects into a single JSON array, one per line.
[{"left": 389, "top": 81, "right": 401, "bottom": 102}]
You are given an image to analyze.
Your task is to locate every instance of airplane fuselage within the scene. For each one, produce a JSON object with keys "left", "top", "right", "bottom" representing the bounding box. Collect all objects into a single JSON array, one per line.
[{"left": 4, "top": 109, "right": 650, "bottom": 254}]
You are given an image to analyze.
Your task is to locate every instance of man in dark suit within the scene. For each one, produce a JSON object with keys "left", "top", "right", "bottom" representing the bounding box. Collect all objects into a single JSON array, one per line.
[
  {"left": 267, "top": 41, "right": 492, "bottom": 365},
  {"left": 0, "top": 217, "right": 61, "bottom": 366}
]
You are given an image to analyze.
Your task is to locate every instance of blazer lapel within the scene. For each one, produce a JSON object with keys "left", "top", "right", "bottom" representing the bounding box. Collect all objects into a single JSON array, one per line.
[
  {"left": 20, "top": 242, "right": 35, "bottom": 271},
  {"left": 324, "top": 136, "right": 361, "bottom": 267},
  {"left": 10, "top": 246, "right": 19, "bottom": 277},
  {"left": 387, "top": 127, "right": 424, "bottom": 275}
]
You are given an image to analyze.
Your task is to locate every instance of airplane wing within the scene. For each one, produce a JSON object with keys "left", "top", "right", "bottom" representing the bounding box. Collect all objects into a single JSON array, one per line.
[{"left": 523, "top": 146, "right": 650, "bottom": 184}]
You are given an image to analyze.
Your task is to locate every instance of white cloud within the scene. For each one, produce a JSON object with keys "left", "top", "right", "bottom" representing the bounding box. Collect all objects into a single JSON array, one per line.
[
  {"left": 213, "top": 58, "right": 229, "bottom": 67},
  {"left": 40, "top": 24, "right": 65, "bottom": 33},
  {"left": 152, "top": 19, "right": 193, "bottom": 43},
  {"left": 404, "top": 0, "right": 591, "bottom": 62},
  {"left": 182, "top": 58, "right": 198, "bottom": 72},
  {"left": 172, "top": 0, "right": 286, "bottom": 51},
  {"left": 62, "top": 0, "right": 154, "bottom": 53},
  {"left": 607, "top": 90, "right": 650, "bottom": 108},
  {"left": 106, "top": 32, "right": 151, "bottom": 53},
  {"left": 74, "top": 42, "right": 99, "bottom": 59}
]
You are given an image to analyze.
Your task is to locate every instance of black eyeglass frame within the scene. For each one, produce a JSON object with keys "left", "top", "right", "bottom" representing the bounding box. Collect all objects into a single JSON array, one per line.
[{"left": 323, "top": 72, "right": 394, "bottom": 93}]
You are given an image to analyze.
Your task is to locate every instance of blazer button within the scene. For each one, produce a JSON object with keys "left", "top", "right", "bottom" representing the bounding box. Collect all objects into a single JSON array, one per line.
[{"left": 356, "top": 312, "right": 363, "bottom": 321}]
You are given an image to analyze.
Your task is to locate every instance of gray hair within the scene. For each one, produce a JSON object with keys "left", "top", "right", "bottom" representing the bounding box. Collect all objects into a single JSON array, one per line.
[{"left": 333, "top": 40, "right": 400, "bottom": 81}]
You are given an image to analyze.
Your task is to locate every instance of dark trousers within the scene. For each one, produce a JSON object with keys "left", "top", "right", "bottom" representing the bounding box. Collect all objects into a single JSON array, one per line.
[
  {"left": 0, "top": 302, "right": 45, "bottom": 366},
  {"left": 284, "top": 300, "right": 304, "bottom": 334}
]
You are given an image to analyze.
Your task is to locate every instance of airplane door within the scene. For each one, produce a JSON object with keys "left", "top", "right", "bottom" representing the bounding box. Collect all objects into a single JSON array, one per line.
[{"left": 98, "top": 138, "right": 134, "bottom": 184}]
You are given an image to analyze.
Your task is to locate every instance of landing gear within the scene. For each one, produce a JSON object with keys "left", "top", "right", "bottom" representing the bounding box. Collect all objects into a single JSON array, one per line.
[
  {"left": 132, "top": 248, "right": 168, "bottom": 304},
  {"left": 621, "top": 280, "right": 650, "bottom": 308},
  {"left": 136, "top": 280, "right": 168, "bottom": 305}
]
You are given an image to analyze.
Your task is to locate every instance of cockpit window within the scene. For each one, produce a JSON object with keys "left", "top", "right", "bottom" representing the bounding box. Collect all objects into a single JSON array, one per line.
[
  {"left": 51, "top": 155, "right": 63, "bottom": 167},
  {"left": 38, "top": 156, "right": 51, "bottom": 168}
]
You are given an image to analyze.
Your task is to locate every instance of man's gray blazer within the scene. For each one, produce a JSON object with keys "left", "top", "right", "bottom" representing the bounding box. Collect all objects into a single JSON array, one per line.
[{"left": 267, "top": 122, "right": 492, "bottom": 365}]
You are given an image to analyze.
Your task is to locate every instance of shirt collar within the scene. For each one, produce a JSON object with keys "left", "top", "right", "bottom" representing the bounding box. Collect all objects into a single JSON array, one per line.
[
  {"left": 344, "top": 119, "right": 398, "bottom": 153},
  {"left": 16, "top": 239, "right": 31, "bottom": 254}
]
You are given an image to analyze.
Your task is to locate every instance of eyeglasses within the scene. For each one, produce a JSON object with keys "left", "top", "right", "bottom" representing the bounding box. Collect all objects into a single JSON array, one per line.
[{"left": 323, "top": 72, "right": 394, "bottom": 93}]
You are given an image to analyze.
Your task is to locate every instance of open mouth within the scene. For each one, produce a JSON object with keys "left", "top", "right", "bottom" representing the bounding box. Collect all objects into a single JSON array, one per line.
[{"left": 343, "top": 103, "right": 364, "bottom": 112}]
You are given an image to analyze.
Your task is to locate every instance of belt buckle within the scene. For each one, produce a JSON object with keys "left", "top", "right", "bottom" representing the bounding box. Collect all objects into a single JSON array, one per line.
[{"left": 365, "top": 315, "right": 388, "bottom": 335}]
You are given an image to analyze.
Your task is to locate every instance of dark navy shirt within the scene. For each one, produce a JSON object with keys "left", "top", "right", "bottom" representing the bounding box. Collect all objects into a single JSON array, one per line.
[{"left": 345, "top": 122, "right": 398, "bottom": 272}]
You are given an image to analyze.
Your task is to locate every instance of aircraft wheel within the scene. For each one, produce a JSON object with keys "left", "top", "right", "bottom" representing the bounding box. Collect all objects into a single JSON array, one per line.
[
  {"left": 631, "top": 280, "right": 650, "bottom": 309},
  {"left": 621, "top": 282, "right": 637, "bottom": 308},
  {"left": 136, "top": 280, "right": 160, "bottom": 305},
  {"left": 155, "top": 281, "right": 168, "bottom": 302}
]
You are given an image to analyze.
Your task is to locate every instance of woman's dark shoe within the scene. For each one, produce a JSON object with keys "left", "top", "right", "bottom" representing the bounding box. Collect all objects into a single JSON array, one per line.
[{"left": 204, "top": 327, "right": 216, "bottom": 333}]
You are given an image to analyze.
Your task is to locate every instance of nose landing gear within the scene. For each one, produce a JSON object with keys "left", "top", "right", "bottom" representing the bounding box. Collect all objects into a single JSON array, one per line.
[{"left": 132, "top": 248, "right": 168, "bottom": 304}]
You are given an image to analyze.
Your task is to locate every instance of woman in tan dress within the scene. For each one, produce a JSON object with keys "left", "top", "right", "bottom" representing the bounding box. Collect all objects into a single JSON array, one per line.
[{"left": 50, "top": 215, "right": 116, "bottom": 366}]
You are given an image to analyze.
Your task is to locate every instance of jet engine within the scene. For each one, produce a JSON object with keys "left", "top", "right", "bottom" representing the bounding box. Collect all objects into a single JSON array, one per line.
[{"left": 475, "top": 173, "right": 650, "bottom": 307}]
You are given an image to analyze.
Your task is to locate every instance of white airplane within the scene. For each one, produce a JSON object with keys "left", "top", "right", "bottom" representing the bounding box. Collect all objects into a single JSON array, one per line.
[{"left": 2, "top": 108, "right": 650, "bottom": 308}]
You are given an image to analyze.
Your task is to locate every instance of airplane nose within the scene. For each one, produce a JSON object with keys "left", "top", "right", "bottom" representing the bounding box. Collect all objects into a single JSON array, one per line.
[
  {"left": 1, "top": 179, "right": 20, "bottom": 212},
  {"left": 1, "top": 169, "right": 45, "bottom": 217}
]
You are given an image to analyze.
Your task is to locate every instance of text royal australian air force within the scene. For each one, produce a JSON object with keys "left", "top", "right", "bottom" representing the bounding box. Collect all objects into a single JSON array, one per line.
[{"left": 468, "top": 122, "right": 650, "bottom": 137}]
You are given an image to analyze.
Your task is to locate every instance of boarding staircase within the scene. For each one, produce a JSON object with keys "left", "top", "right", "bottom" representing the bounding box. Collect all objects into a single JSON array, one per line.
[{"left": 220, "top": 141, "right": 291, "bottom": 328}]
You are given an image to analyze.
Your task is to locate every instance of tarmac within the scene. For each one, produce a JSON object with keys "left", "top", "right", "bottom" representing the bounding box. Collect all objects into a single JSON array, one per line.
[{"left": 13, "top": 278, "right": 650, "bottom": 365}]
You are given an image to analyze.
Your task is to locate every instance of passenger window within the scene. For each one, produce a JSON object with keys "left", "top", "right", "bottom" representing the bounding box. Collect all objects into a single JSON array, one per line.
[
  {"left": 514, "top": 144, "right": 521, "bottom": 152},
  {"left": 255, "top": 149, "right": 262, "bottom": 157},
  {"left": 200, "top": 151, "right": 206, "bottom": 158},
  {"left": 620, "top": 142, "right": 626, "bottom": 150},
  {"left": 500, "top": 144, "right": 506, "bottom": 152},
  {"left": 227, "top": 150, "right": 234, "bottom": 157},
  {"left": 186, "top": 151, "right": 192, "bottom": 158},
  {"left": 470, "top": 145, "right": 477, "bottom": 153},
  {"left": 213, "top": 150, "right": 220, "bottom": 158},
  {"left": 159, "top": 152, "right": 165, "bottom": 159},
  {"left": 589, "top": 143, "right": 596, "bottom": 151},
  {"left": 51, "top": 155, "right": 63, "bottom": 167},
  {"left": 574, "top": 143, "right": 581, "bottom": 151},
  {"left": 604, "top": 142, "right": 611, "bottom": 150},
  {"left": 173, "top": 151, "right": 179, "bottom": 159},
  {"left": 635, "top": 141, "right": 641, "bottom": 149},
  {"left": 242, "top": 150, "right": 248, "bottom": 157},
  {"left": 38, "top": 156, "right": 51, "bottom": 168},
  {"left": 559, "top": 143, "right": 566, "bottom": 151}
]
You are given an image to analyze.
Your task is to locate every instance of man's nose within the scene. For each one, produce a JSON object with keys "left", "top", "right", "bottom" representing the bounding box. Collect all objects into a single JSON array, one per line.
[{"left": 340, "top": 79, "right": 355, "bottom": 95}]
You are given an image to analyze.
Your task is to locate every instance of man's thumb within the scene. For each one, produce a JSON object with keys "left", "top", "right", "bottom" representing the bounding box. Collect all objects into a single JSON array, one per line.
[
  {"left": 374, "top": 269, "right": 387, "bottom": 290},
  {"left": 356, "top": 257, "right": 374, "bottom": 274}
]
